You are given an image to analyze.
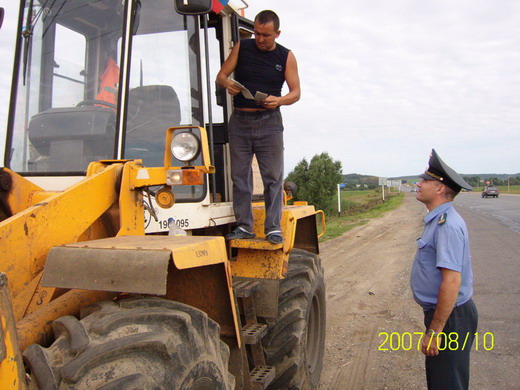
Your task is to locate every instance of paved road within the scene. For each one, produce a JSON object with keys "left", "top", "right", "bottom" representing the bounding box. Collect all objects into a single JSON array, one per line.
[
  {"left": 457, "top": 191, "right": 520, "bottom": 233},
  {"left": 453, "top": 192, "right": 520, "bottom": 389}
]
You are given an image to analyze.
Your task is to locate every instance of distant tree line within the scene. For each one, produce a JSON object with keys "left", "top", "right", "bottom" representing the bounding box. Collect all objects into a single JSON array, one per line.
[
  {"left": 463, "top": 176, "right": 520, "bottom": 187},
  {"left": 341, "top": 174, "right": 379, "bottom": 190},
  {"left": 284, "top": 152, "right": 519, "bottom": 216}
]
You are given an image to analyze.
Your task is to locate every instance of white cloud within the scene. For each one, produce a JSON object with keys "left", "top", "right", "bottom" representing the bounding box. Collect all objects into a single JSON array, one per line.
[{"left": 246, "top": 0, "right": 520, "bottom": 176}]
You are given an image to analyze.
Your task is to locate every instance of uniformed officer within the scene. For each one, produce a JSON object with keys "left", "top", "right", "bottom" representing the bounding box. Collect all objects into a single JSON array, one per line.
[{"left": 411, "top": 149, "right": 478, "bottom": 390}]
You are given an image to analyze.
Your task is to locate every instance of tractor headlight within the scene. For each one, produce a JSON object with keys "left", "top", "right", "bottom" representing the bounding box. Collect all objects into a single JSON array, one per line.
[{"left": 170, "top": 131, "right": 200, "bottom": 162}]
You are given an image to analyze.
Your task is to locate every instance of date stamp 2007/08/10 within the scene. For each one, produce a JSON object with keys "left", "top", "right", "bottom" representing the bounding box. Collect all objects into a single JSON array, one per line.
[{"left": 378, "top": 331, "right": 494, "bottom": 352}]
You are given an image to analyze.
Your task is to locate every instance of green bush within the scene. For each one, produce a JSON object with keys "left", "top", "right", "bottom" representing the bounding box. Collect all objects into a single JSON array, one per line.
[{"left": 286, "top": 152, "right": 343, "bottom": 216}]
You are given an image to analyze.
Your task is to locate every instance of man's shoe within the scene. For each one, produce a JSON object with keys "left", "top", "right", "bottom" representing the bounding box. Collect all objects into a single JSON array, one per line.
[
  {"left": 266, "top": 232, "right": 284, "bottom": 244},
  {"left": 226, "top": 227, "right": 256, "bottom": 240}
]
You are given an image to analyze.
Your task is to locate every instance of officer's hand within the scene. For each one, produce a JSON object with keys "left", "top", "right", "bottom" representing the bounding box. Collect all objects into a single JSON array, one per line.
[
  {"left": 226, "top": 81, "right": 241, "bottom": 96},
  {"left": 262, "top": 95, "right": 280, "bottom": 110},
  {"left": 421, "top": 334, "right": 440, "bottom": 356}
]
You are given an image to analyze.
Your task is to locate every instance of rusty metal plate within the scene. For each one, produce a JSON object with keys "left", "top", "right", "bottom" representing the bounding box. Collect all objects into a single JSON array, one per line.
[
  {"left": 42, "top": 246, "right": 171, "bottom": 295},
  {"left": 41, "top": 235, "right": 229, "bottom": 295}
]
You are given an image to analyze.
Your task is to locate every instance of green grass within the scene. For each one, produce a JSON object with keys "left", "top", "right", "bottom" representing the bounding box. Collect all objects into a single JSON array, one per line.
[
  {"left": 318, "top": 190, "right": 405, "bottom": 242},
  {"left": 495, "top": 185, "right": 520, "bottom": 194},
  {"left": 341, "top": 189, "right": 380, "bottom": 203}
]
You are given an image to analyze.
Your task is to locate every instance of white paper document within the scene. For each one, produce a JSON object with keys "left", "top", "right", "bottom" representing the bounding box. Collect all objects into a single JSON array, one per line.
[{"left": 230, "top": 79, "right": 268, "bottom": 102}]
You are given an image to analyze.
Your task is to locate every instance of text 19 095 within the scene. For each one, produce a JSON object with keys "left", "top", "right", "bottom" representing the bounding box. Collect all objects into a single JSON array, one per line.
[{"left": 159, "top": 219, "right": 189, "bottom": 230}]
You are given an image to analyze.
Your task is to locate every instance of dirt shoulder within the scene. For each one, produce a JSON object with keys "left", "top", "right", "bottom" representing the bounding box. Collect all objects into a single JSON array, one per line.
[{"left": 318, "top": 193, "right": 427, "bottom": 389}]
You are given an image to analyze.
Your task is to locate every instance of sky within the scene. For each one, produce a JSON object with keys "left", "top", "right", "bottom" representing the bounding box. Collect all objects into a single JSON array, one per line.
[{"left": 1, "top": 0, "right": 519, "bottom": 177}]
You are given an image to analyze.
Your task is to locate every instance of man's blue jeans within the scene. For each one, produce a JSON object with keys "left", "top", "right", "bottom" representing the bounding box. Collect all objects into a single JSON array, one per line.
[{"left": 229, "top": 109, "right": 284, "bottom": 235}]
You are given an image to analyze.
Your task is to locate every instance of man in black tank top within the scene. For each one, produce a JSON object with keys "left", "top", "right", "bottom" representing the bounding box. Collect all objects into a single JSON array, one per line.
[{"left": 216, "top": 10, "right": 301, "bottom": 244}]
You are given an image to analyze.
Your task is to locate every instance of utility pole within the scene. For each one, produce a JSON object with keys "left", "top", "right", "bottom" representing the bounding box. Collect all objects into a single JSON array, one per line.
[{"left": 337, "top": 184, "right": 341, "bottom": 217}]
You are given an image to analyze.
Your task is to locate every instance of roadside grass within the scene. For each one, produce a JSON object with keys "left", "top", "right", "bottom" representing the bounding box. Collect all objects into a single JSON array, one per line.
[
  {"left": 318, "top": 190, "right": 405, "bottom": 242},
  {"left": 495, "top": 185, "right": 520, "bottom": 194},
  {"left": 472, "top": 185, "right": 520, "bottom": 194}
]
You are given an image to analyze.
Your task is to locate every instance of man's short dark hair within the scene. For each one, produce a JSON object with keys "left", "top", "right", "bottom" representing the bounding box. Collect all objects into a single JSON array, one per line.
[
  {"left": 255, "top": 10, "right": 280, "bottom": 31},
  {"left": 444, "top": 185, "right": 458, "bottom": 200}
]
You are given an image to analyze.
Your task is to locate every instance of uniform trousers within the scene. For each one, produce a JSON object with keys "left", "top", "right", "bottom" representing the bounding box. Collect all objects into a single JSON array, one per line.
[
  {"left": 228, "top": 109, "right": 284, "bottom": 234},
  {"left": 424, "top": 298, "right": 478, "bottom": 390}
]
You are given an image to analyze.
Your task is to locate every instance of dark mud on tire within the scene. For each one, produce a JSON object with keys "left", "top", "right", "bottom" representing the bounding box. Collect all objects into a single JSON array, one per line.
[{"left": 24, "top": 297, "right": 234, "bottom": 390}]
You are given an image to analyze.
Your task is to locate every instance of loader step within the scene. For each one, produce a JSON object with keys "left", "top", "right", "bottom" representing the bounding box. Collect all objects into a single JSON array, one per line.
[
  {"left": 242, "top": 323, "right": 268, "bottom": 344},
  {"left": 229, "top": 238, "right": 283, "bottom": 250},
  {"left": 233, "top": 280, "right": 260, "bottom": 298},
  {"left": 250, "top": 366, "right": 275, "bottom": 388}
]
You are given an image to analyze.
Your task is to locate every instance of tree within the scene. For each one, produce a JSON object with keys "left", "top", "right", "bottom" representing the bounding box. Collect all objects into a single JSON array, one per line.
[
  {"left": 464, "top": 176, "right": 480, "bottom": 188},
  {"left": 286, "top": 152, "right": 343, "bottom": 215}
]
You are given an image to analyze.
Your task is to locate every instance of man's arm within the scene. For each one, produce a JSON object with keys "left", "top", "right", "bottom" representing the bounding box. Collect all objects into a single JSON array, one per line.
[
  {"left": 262, "top": 51, "right": 301, "bottom": 109},
  {"left": 216, "top": 42, "right": 242, "bottom": 96},
  {"left": 421, "top": 267, "right": 461, "bottom": 356}
]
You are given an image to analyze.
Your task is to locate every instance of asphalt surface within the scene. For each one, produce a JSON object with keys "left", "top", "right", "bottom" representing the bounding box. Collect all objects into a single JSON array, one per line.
[{"left": 453, "top": 192, "right": 520, "bottom": 389}]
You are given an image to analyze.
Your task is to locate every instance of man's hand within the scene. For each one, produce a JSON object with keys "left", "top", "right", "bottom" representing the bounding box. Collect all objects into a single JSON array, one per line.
[
  {"left": 226, "top": 80, "right": 242, "bottom": 96},
  {"left": 261, "top": 95, "right": 281, "bottom": 110},
  {"left": 421, "top": 333, "right": 440, "bottom": 356}
]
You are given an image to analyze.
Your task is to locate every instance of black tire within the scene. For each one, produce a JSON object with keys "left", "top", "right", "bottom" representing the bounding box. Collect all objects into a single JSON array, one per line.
[
  {"left": 23, "top": 297, "right": 234, "bottom": 390},
  {"left": 262, "top": 248, "right": 326, "bottom": 389}
]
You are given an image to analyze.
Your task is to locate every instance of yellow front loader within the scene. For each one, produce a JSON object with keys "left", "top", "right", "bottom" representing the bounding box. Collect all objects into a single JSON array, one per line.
[{"left": 1, "top": 126, "right": 325, "bottom": 389}]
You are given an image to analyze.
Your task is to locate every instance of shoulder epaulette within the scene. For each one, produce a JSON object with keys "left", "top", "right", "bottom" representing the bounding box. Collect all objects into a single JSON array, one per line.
[{"left": 438, "top": 213, "right": 447, "bottom": 225}]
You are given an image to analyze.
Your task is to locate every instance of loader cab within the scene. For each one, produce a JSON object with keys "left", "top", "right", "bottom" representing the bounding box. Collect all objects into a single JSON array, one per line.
[{"left": 4, "top": 0, "right": 248, "bottom": 206}]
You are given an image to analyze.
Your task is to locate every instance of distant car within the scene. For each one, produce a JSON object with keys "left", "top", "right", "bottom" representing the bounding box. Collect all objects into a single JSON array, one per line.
[{"left": 482, "top": 186, "right": 499, "bottom": 198}]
